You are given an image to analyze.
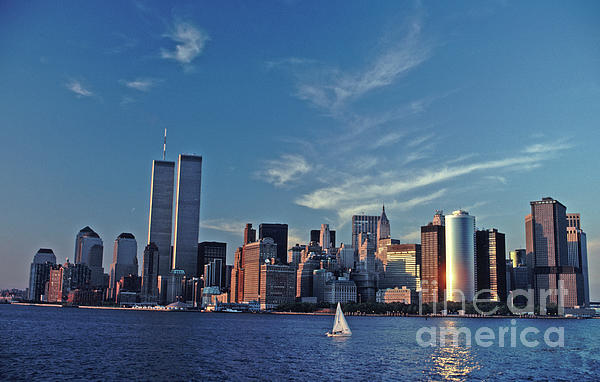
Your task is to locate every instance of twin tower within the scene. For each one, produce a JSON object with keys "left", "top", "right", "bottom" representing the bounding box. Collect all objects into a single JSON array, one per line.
[{"left": 148, "top": 154, "right": 202, "bottom": 278}]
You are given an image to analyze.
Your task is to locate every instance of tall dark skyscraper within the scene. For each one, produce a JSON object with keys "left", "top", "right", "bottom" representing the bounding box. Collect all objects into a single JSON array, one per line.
[
  {"left": 259, "top": 223, "right": 288, "bottom": 264},
  {"left": 421, "top": 213, "right": 445, "bottom": 304},
  {"left": 197, "top": 241, "right": 227, "bottom": 278},
  {"left": 74, "top": 226, "right": 104, "bottom": 287},
  {"left": 172, "top": 154, "right": 203, "bottom": 276},
  {"left": 475, "top": 229, "right": 507, "bottom": 302},
  {"left": 28, "top": 248, "right": 57, "bottom": 302},
  {"left": 352, "top": 214, "right": 380, "bottom": 250},
  {"left": 141, "top": 243, "right": 159, "bottom": 302},
  {"left": 310, "top": 229, "right": 336, "bottom": 246},
  {"left": 526, "top": 197, "right": 581, "bottom": 307},
  {"left": 566, "top": 213, "right": 589, "bottom": 306},
  {"left": 147, "top": 160, "right": 175, "bottom": 277}
]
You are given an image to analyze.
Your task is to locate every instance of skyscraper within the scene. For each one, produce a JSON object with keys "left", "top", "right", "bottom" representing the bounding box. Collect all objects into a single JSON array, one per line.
[
  {"left": 243, "top": 223, "right": 256, "bottom": 245},
  {"left": 526, "top": 197, "right": 581, "bottom": 307},
  {"left": 242, "top": 238, "right": 277, "bottom": 302},
  {"left": 108, "top": 233, "right": 138, "bottom": 301},
  {"left": 475, "top": 229, "right": 507, "bottom": 302},
  {"left": 28, "top": 248, "right": 57, "bottom": 302},
  {"left": 141, "top": 243, "right": 159, "bottom": 302},
  {"left": 231, "top": 246, "right": 244, "bottom": 303},
  {"left": 445, "top": 210, "right": 475, "bottom": 302},
  {"left": 74, "top": 226, "right": 104, "bottom": 287},
  {"left": 510, "top": 249, "right": 526, "bottom": 268},
  {"left": 319, "top": 224, "right": 331, "bottom": 250},
  {"left": 147, "top": 160, "right": 175, "bottom": 277},
  {"left": 421, "top": 213, "right": 446, "bottom": 304},
  {"left": 258, "top": 223, "right": 288, "bottom": 264},
  {"left": 566, "top": 213, "right": 589, "bottom": 306},
  {"left": 377, "top": 205, "right": 391, "bottom": 243},
  {"left": 311, "top": 229, "right": 336, "bottom": 247},
  {"left": 351, "top": 214, "right": 379, "bottom": 250},
  {"left": 197, "top": 241, "right": 227, "bottom": 278},
  {"left": 172, "top": 154, "right": 203, "bottom": 276},
  {"left": 380, "top": 244, "right": 421, "bottom": 292}
]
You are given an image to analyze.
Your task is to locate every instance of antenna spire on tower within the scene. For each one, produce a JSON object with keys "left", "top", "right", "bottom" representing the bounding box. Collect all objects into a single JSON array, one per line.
[{"left": 163, "top": 128, "right": 167, "bottom": 160}]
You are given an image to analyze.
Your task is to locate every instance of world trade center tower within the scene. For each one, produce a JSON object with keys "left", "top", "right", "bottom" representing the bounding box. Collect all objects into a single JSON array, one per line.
[
  {"left": 147, "top": 160, "right": 175, "bottom": 277},
  {"left": 172, "top": 154, "right": 203, "bottom": 276}
]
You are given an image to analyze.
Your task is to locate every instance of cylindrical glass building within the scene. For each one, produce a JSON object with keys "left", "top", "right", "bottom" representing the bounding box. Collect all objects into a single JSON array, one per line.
[{"left": 445, "top": 210, "right": 475, "bottom": 302}]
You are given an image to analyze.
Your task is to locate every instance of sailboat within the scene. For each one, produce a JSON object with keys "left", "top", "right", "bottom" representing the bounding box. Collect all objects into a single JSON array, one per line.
[{"left": 326, "top": 302, "right": 352, "bottom": 337}]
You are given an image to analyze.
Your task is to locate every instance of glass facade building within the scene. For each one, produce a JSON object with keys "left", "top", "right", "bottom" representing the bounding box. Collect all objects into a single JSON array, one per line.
[{"left": 445, "top": 210, "right": 475, "bottom": 302}]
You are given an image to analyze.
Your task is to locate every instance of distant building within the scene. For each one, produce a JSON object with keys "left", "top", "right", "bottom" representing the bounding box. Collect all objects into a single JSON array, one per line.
[
  {"left": 28, "top": 248, "right": 57, "bottom": 302},
  {"left": 259, "top": 263, "right": 296, "bottom": 310},
  {"left": 296, "top": 256, "right": 320, "bottom": 298},
  {"left": 47, "top": 260, "right": 92, "bottom": 302},
  {"left": 567, "top": 213, "right": 589, "bottom": 306},
  {"left": 324, "top": 279, "right": 357, "bottom": 304},
  {"left": 510, "top": 249, "right": 526, "bottom": 268},
  {"left": 197, "top": 241, "right": 227, "bottom": 280},
  {"left": 147, "top": 160, "right": 175, "bottom": 277},
  {"left": 259, "top": 223, "right": 288, "bottom": 264},
  {"left": 475, "top": 229, "right": 507, "bottom": 301},
  {"left": 204, "top": 258, "right": 224, "bottom": 289},
  {"left": 141, "top": 243, "right": 159, "bottom": 303},
  {"left": 108, "top": 233, "right": 138, "bottom": 301},
  {"left": 337, "top": 243, "right": 355, "bottom": 270},
  {"left": 310, "top": 229, "right": 336, "bottom": 247},
  {"left": 242, "top": 238, "right": 277, "bottom": 302},
  {"left": 287, "top": 244, "right": 304, "bottom": 268},
  {"left": 172, "top": 154, "right": 203, "bottom": 277},
  {"left": 421, "top": 212, "right": 445, "bottom": 304},
  {"left": 377, "top": 205, "right": 391, "bottom": 244},
  {"left": 312, "top": 269, "right": 334, "bottom": 303},
  {"left": 46, "top": 266, "right": 64, "bottom": 303},
  {"left": 445, "top": 210, "right": 476, "bottom": 302},
  {"left": 115, "top": 274, "right": 141, "bottom": 305},
  {"left": 165, "top": 269, "right": 186, "bottom": 304},
  {"left": 352, "top": 214, "right": 379, "bottom": 250},
  {"left": 380, "top": 244, "right": 421, "bottom": 292},
  {"left": 376, "top": 286, "right": 415, "bottom": 304},
  {"left": 74, "top": 226, "right": 104, "bottom": 287},
  {"left": 319, "top": 224, "right": 332, "bottom": 250},
  {"left": 244, "top": 223, "right": 256, "bottom": 245},
  {"left": 526, "top": 197, "right": 582, "bottom": 307},
  {"left": 230, "top": 247, "right": 244, "bottom": 303}
]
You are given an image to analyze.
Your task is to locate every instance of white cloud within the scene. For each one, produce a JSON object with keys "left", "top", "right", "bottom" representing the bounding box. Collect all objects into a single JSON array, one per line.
[
  {"left": 200, "top": 219, "right": 246, "bottom": 234},
  {"left": 66, "top": 80, "right": 93, "bottom": 97},
  {"left": 293, "top": 21, "right": 430, "bottom": 114},
  {"left": 484, "top": 175, "right": 507, "bottom": 184},
  {"left": 523, "top": 141, "right": 573, "bottom": 154},
  {"left": 123, "top": 78, "right": 160, "bottom": 92},
  {"left": 161, "top": 22, "right": 209, "bottom": 65},
  {"left": 260, "top": 154, "right": 311, "bottom": 187}
]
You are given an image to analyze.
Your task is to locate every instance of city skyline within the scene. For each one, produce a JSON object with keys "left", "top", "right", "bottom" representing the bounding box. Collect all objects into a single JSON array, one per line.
[{"left": 1, "top": 1, "right": 599, "bottom": 300}]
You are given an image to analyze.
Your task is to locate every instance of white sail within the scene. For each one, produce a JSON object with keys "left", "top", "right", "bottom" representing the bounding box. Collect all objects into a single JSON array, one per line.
[{"left": 331, "top": 302, "right": 352, "bottom": 335}]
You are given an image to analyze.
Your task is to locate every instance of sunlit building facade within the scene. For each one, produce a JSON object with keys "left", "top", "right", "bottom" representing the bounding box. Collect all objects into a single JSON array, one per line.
[
  {"left": 445, "top": 210, "right": 475, "bottom": 302},
  {"left": 475, "top": 229, "right": 507, "bottom": 301},
  {"left": 421, "top": 213, "right": 445, "bottom": 304}
]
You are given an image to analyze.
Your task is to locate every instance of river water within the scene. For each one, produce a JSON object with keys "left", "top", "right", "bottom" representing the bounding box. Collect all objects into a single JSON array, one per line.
[{"left": 1, "top": 305, "right": 598, "bottom": 381}]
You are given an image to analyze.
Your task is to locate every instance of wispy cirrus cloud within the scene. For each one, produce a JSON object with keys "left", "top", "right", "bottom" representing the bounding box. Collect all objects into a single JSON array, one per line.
[
  {"left": 259, "top": 154, "right": 311, "bottom": 187},
  {"left": 121, "top": 78, "right": 161, "bottom": 92},
  {"left": 161, "top": 22, "right": 209, "bottom": 65},
  {"left": 293, "top": 20, "right": 431, "bottom": 115},
  {"left": 200, "top": 219, "right": 246, "bottom": 234},
  {"left": 65, "top": 79, "right": 93, "bottom": 97},
  {"left": 524, "top": 140, "right": 573, "bottom": 154},
  {"left": 295, "top": 142, "right": 572, "bottom": 213}
]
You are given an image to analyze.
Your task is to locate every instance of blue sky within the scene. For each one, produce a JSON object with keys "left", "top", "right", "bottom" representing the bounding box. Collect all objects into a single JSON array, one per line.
[{"left": 1, "top": 1, "right": 599, "bottom": 298}]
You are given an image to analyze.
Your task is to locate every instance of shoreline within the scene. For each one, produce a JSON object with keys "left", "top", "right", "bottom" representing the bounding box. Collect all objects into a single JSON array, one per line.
[{"left": 8, "top": 303, "right": 593, "bottom": 319}]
